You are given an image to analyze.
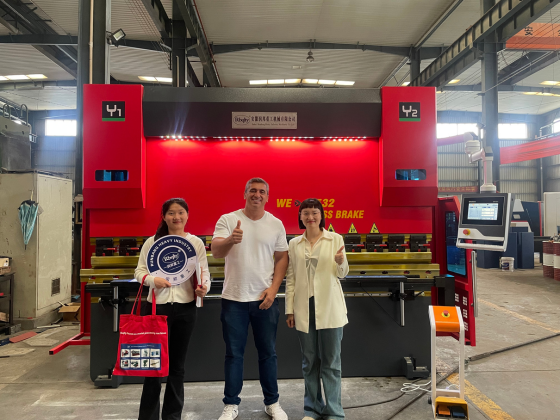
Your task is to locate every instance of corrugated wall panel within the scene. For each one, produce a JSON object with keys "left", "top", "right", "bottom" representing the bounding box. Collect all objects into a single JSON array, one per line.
[
  {"left": 438, "top": 167, "right": 477, "bottom": 181},
  {"left": 544, "top": 155, "right": 560, "bottom": 166}
]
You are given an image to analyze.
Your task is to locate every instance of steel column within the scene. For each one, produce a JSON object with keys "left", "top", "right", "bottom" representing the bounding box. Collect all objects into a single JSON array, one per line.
[
  {"left": 92, "top": 0, "right": 110, "bottom": 84},
  {"left": 410, "top": 49, "right": 421, "bottom": 82},
  {"left": 481, "top": 39, "right": 501, "bottom": 191},
  {"left": 74, "top": 0, "right": 90, "bottom": 294},
  {"left": 172, "top": 1, "right": 187, "bottom": 87},
  {"left": 481, "top": 0, "right": 500, "bottom": 191}
]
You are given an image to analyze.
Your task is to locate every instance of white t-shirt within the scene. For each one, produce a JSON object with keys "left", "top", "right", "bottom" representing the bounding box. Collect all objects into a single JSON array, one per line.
[{"left": 213, "top": 209, "right": 289, "bottom": 302}]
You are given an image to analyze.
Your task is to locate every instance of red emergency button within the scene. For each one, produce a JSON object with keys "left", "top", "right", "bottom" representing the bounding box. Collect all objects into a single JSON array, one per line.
[
  {"left": 463, "top": 229, "right": 470, "bottom": 235},
  {"left": 442, "top": 310, "right": 450, "bottom": 318}
]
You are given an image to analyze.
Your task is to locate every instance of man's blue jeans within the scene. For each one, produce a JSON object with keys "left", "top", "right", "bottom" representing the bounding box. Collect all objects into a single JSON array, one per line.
[
  {"left": 296, "top": 297, "right": 344, "bottom": 419},
  {"left": 221, "top": 298, "right": 280, "bottom": 406}
]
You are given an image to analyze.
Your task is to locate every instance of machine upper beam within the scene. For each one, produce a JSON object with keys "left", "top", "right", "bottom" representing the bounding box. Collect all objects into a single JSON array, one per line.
[
  {"left": 411, "top": 0, "right": 560, "bottom": 87},
  {"left": 0, "top": 0, "right": 77, "bottom": 78}
]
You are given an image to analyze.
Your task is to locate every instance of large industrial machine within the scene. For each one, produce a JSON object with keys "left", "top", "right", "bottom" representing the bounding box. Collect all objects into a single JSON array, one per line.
[{"left": 50, "top": 85, "right": 477, "bottom": 387}]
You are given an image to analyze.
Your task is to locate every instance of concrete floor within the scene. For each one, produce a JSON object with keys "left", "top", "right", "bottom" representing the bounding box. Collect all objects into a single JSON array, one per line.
[{"left": 0, "top": 266, "right": 559, "bottom": 420}]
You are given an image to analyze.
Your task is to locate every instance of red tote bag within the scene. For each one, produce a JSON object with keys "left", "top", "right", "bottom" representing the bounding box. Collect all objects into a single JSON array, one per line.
[{"left": 113, "top": 276, "right": 169, "bottom": 377}]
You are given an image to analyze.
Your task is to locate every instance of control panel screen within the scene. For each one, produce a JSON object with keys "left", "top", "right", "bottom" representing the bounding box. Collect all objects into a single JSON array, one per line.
[
  {"left": 461, "top": 196, "right": 505, "bottom": 226},
  {"left": 467, "top": 203, "right": 499, "bottom": 221}
]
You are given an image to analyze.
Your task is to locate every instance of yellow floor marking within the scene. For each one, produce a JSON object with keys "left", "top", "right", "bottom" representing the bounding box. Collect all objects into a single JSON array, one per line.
[
  {"left": 479, "top": 299, "right": 560, "bottom": 334},
  {"left": 447, "top": 373, "right": 516, "bottom": 420}
]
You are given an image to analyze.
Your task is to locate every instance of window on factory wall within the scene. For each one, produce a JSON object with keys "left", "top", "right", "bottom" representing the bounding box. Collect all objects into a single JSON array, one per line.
[
  {"left": 45, "top": 119, "right": 77, "bottom": 136},
  {"left": 552, "top": 119, "right": 560, "bottom": 134},
  {"left": 498, "top": 123, "right": 527, "bottom": 139},
  {"left": 437, "top": 123, "right": 527, "bottom": 139},
  {"left": 436, "top": 123, "right": 478, "bottom": 139}
]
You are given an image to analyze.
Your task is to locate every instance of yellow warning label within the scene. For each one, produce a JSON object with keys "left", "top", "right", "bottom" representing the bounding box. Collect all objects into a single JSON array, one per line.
[
  {"left": 327, "top": 224, "right": 335, "bottom": 232},
  {"left": 348, "top": 223, "right": 357, "bottom": 233},
  {"left": 370, "top": 223, "right": 379, "bottom": 233}
]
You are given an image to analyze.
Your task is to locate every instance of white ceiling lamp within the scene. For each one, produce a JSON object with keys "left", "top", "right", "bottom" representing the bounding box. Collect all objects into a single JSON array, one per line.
[
  {"left": 540, "top": 81, "right": 560, "bottom": 86},
  {"left": 0, "top": 76, "right": 8, "bottom": 81},
  {"left": 5, "top": 75, "right": 29, "bottom": 80},
  {"left": 448, "top": 79, "right": 460, "bottom": 84},
  {"left": 155, "top": 77, "right": 172, "bottom": 83},
  {"left": 402, "top": 81, "right": 410, "bottom": 86},
  {"left": 318, "top": 80, "right": 336, "bottom": 85},
  {"left": 267, "top": 79, "right": 284, "bottom": 84},
  {"left": 249, "top": 80, "right": 267, "bottom": 85},
  {"left": 138, "top": 76, "right": 157, "bottom": 82},
  {"left": 335, "top": 81, "right": 355, "bottom": 86},
  {"left": 284, "top": 79, "right": 301, "bottom": 84},
  {"left": 27, "top": 74, "right": 47, "bottom": 79},
  {"left": 303, "top": 79, "right": 318, "bottom": 84},
  {"left": 306, "top": 50, "right": 314, "bottom": 63}
]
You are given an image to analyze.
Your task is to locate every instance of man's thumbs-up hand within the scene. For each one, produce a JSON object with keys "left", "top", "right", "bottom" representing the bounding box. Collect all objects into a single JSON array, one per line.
[{"left": 232, "top": 220, "right": 243, "bottom": 244}]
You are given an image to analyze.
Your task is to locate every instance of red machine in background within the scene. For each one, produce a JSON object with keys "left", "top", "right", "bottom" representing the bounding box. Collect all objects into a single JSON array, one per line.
[{"left": 51, "top": 85, "right": 476, "bottom": 372}]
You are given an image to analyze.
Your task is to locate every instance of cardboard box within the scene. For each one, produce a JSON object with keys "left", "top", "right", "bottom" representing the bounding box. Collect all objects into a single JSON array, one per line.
[
  {"left": 0, "top": 266, "right": 11, "bottom": 275},
  {"left": 0, "top": 257, "right": 10, "bottom": 268},
  {"left": 0, "top": 312, "right": 8, "bottom": 322},
  {"left": 58, "top": 303, "right": 81, "bottom": 322}
]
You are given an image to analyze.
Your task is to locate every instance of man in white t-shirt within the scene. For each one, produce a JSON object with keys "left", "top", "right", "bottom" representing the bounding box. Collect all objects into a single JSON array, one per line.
[{"left": 212, "top": 177, "right": 289, "bottom": 420}]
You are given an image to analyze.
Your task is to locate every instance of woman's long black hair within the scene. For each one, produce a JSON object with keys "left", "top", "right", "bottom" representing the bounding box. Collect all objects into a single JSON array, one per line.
[{"left": 155, "top": 198, "right": 189, "bottom": 240}]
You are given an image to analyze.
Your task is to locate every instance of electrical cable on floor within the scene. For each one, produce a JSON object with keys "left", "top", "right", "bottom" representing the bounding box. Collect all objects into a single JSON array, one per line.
[
  {"left": 467, "top": 331, "right": 560, "bottom": 363},
  {"left": 344, "top": 367, "right": 459, "bottom": 411},
  {"left": 401, "top": 380, "right": 431, "bottom": 393},
  {"left": 383, "top": 331, "right": 560, "bottom": 418}
]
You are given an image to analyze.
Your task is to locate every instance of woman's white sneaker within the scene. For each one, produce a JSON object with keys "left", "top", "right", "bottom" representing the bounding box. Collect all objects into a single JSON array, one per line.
[
  {"left": 218, "top": 404, "right": 239, "bottom": 420},
  {"left": 264, "top": 402, "right": 288, "bottom": 420}
]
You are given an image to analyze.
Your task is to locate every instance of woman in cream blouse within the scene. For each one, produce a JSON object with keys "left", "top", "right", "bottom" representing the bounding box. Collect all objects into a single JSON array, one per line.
[{"left": 285, "top": 198, "right": 349, "bottom": 420}]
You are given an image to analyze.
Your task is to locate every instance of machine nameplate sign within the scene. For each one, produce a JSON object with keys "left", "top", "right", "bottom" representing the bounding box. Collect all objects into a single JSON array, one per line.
[
  {"left": 102, "top": 101, "right": 125, "bottom": 121},
  {"left": 147, "top": 235, "right": 198, "bottom": 286},
  {"left": 232, "top": 112, "right": 297, "bottom": 129},
  {"left": 399, "top": 102, "right": 420, "bottom": 122}
]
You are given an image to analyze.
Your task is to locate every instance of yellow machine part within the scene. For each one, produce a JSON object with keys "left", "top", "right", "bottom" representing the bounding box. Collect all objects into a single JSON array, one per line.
[{"left": 434, "top": 396, "right": 468, "bottom": 419}]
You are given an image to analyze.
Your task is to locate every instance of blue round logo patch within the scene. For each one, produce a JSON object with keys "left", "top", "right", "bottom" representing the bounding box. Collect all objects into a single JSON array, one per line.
[{"left": 147, "top": 235, "right": 198, "bottom": 286}]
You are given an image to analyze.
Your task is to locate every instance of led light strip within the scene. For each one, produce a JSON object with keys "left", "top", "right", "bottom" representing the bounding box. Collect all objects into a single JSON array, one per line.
[{"left": 152, "top": 136, "right": 372, "bottom": 142}]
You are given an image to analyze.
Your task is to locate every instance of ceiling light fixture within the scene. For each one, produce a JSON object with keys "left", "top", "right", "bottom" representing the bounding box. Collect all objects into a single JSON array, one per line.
[
  {"left": 318, "top": 80, "right": 336, "bottom": 85},
  {"left": 249, "top": 80, "right": 267, "bottom": 85},
  {"left": 540, "top": 81, "right": 560, "bottom": 86},
  {"left": 5, "top": 75, "right": 29, "bottom": 80},
  {"left": 284, "top": 79, "right": 301, "bottom": 84},
  {"left": 402, "top": 81, "right": 410, "bottom": 86},
  {"left": 108, "top": 28, "right": 126, "bottom": 46},
  {"left": 267, "top": 79, "right": 284, "bottom": 84},
  {"left": 0, "top": 76, "right": 8, "bottom": 81},
  {"left": 335, "top": 81, "right": 355, "bottom": 86},
  {"left": 303, "top": 79, "right": 318, "bottom": 84},
  {"left": 523, "top": 92, "right": 538, "bottom": 95},
  {"left": 139, "top": 76, "right": 157, "bottom": 82},
  {"left": 27, "top": 74, "right": 47, "bottom": 79},
  {"left": 155, "top": 77, "right": 172, "bottom": 83},
  {"left": 448, "top": 79, "right": 460, "bottom": 84},
  {"left": 306, "top": 50, "right": 314, "bottom": 63}
]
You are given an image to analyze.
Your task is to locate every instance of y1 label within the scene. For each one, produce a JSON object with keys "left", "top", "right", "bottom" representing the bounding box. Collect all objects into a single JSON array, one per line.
[{"left": 102, "top": 101, "right": 125, "bottom": 121}]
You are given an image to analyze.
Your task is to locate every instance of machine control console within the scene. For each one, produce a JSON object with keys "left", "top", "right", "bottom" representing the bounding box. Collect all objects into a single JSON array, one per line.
[{"left": 456, "top": 193, "right": 514, "bottom": 252}]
